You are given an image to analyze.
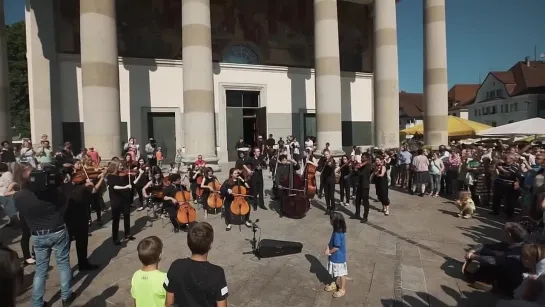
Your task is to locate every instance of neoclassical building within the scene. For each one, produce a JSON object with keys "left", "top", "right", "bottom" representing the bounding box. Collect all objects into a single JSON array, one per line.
[{"left": 0, "top": 0, "right": 449, "bottom": 164}]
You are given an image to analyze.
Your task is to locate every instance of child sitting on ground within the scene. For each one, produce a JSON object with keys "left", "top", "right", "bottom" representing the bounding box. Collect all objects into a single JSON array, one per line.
[
  {"left": 131, "top": 236, "right": 166, "bottom": 307},
  {"left": 456, "top": 191, "right": 475, "bottom": 219}
]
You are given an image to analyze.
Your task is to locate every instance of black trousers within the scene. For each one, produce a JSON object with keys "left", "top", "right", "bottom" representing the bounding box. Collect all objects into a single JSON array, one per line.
[
  {"left": 19, "top": 216, "right": 33, "bottom": 259},
  {"left": 251, "top": 179, "right": 264, "bottom": 208},
  {"left": 376, "top": 179, "right": 390, "bottom": 206},
  {"left": 111, "top": 201, "right": 131, "bottom": 241},
  {"left": 492, "top": 181, "right": 519, "bottom": 217},
  {"left": 339, "top": 178, "right": 350, "bottom": 203},
  {"left": 355, "top": 187, "right": 370, "bottom": 218},
  {"left": 319, "top": 175, "right": 325, "bottom": 195},
  {"left": 148, "top": 157, "right": 157, "bottom": 167},
  {"left": 67, "top": 217, "right": 89, "bottom": 266},
  {"left": 88, "top": 193, "right": 102, "bottom": 222},
  {"left": 164, "top": 203, "right": 179, "bottom": 229},
  {"left": 323, "top": 179, "right": 335, "bottom": 211}
]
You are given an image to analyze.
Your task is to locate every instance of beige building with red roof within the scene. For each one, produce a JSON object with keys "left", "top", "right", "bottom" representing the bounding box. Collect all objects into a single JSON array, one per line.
[{"left": 467, "top": 59, "right": 545, "bottom": 127}]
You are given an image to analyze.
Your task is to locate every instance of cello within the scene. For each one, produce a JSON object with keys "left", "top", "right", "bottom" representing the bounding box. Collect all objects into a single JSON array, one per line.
[
  {"left": 304, "top": 161, "right": 317, "bottom": 199},
  {"left": 279, "top": 161, "right": 310, "bottom": 219},
  {"left": 206, "top": 178, "right": 223, "bottom": 214},
  {"left": 195, "top": 167, "right": 205, "bottom": 199},
  {"left": 230, "top": 178, "right": 251, "bottom": 226},
  {"left": 175, "top": 188, "right": 196, "bottom": 227}
]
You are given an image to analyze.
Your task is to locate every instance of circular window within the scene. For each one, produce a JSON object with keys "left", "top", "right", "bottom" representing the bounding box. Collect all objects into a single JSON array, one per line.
[{"left": 222, "top": 45, "right": 260, "bottom": 65}]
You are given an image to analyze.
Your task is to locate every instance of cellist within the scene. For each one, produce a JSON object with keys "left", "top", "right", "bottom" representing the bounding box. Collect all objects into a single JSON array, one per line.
[
  {"left": 220, "top": 168, "right": 252, "bottom": 231},
  {"left": 161, "top": 173, "right": 187, "bottom": 233},
  {"left": 199, "top": 167, "right": 217, "bottom": 218}
]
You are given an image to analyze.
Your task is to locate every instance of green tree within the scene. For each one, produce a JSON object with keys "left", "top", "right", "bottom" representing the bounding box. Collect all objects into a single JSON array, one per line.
[{"left": 6, "top": 21, "right": 30, "bottom": 138}]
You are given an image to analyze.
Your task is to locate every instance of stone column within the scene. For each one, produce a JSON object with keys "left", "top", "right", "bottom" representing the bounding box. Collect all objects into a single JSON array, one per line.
[
  {"left": 181, "top": 0, "right": 218, "bottom": 166},
  {"left": 314, "top": 0, "right": 344, "bottom": 155},
  {"left": 80, "top": 0, "right": 121, "bottom": 159},
  {"left": 373, "top": 0, "right": 400, "bottom": 149},
  {"left": 423, "top": 0, "right": 448, "bottom": 148},
  {"left": 0, "top": 0, "right": 10, "bottom": 143},
  {"left": 26, "top": 0, "right": 60, "bottom": 146}
]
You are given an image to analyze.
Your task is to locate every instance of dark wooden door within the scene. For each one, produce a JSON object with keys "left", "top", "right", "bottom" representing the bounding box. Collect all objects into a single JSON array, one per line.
[
  {"left": 256, "top": 107, "right": 267, "bottom": 139},
  {"left": 226, "top": 108, "right": 243, "bottom": 161},
  {"left": 147, "top": 113, "right": 176, "bottom": 163}
]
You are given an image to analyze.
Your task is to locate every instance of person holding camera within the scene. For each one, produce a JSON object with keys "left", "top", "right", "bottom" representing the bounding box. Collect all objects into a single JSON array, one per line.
[{"left": 13, "top": 163, "right": 75, "bottom": 307}]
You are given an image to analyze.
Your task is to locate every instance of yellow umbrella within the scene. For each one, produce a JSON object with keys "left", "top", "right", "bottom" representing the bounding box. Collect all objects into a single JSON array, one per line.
[{"left": 401, "top": 116, "right": 491, "bottom": 137}]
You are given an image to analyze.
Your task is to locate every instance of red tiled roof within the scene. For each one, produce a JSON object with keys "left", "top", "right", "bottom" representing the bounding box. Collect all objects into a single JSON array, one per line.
[
  {"left": 449, "top": 97, "right": 475, "bottom": 110},
  {"left": 448, "top": 84, "right": 479, "bottom": 110},
  {"left": 399, "top": 91, "right": 423, "bottom": 117},
  {"left": 486, "top": 61, "right": 545, "bottom": 97}
]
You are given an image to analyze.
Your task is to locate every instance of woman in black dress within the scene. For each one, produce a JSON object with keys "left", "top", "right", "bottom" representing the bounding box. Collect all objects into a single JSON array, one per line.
[
  {"left": 199, "top": 167, "right": 216, "bottom": 218},
  {"left": 374, "top": 158, "right": 390, "bottom": 216}
]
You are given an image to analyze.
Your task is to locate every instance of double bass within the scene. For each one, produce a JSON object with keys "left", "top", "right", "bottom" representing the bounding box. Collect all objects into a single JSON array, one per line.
[
  {"left": 175, "top": 188, "right": 196, "bottom": 226},
  {"left": 279, "top": 161, "right": 310, "bottom": 219}
]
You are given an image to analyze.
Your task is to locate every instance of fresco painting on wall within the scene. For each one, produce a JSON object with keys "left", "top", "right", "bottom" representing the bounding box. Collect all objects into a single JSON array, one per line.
[{"left": 55, "top": 0, "right": 370, "bottom": 72}]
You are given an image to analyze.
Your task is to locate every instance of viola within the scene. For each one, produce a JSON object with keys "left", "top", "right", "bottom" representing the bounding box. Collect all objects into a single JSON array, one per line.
[
  {"left": 231, "top": 179, "right": 250, "bottom": 217},
  {"left": 175, "top": 189, "right": 196, "bottom": 225},
  {"left": 206, "top": 179, "right": 223, "bottom": 212}
]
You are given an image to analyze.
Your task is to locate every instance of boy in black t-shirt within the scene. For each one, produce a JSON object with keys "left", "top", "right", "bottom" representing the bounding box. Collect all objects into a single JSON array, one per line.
[{"left": 164, "top": 222, "right": 228, "bottom": 307}]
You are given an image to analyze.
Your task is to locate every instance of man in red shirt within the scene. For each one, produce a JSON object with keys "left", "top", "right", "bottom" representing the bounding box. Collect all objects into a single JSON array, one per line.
[{"left": 87, "top": 146, "right": 101, "bottom": 166}]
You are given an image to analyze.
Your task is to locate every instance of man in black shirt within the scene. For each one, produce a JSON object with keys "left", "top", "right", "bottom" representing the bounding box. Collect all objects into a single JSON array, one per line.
[
  {"left": 234, "top": 151, "right": 246, "bottom": 170},
  {"left": 13, "top": 165, "right": 75, "bottom": 306},
  {"left": 266, "top": 134, "right": 276, "bottom": 159},
  {"left": 243, "top": 147, "right": 267, "bottom": 210},
  {"left": 0, "top": 141, "right": 16, "bottom": 172},
  {"left": 355, "top": 153, "right": 372, "bottom": 223},
  {"left": 164, "top": 222, "right": 228, "bottom": 307},
  {"left": 492, "top": 154, "right": 521, "bottom": 217}
]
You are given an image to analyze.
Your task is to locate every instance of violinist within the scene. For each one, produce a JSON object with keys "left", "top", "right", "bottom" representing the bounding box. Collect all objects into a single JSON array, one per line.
[
  {"left": 354, "top": 153, "right": 372, "bottom": 223},
  {"left": 134, "top": 158, "right": 150, "bottom": 211},
  {"left": 106, "top": 161, "right": 135, "bottom": 245},
  {"left": 244, "top": 147, "right": 268, "bottom": 211},
  {"left": 272, "top": 154, "right": 300, "bottom": 201},
  {"left": 161, "top": 173, "right": 187, "bottom": 233},
  {"left": 220, "top": 168, "right": 252, "bottom": 231},
  {"left": 63, "top": 161, "right": 104, "bottom": 270},
  {"left": 142, "top": 166, "right": 164, "bottom": 213},
  {"left": 72, "top": 161, "right": 103, "bottom": 225},
  {"left": 338, "top": 155, "right": 352, "bottom": 206},
  {"left": 316, "top": 150, "right": 340, "bottom": 214},
  {"left": 122, "top": 153, "right": 136, "bottom": 171},
  {"left": 199, "top": 167, "right": 217, "bottom": 218}
]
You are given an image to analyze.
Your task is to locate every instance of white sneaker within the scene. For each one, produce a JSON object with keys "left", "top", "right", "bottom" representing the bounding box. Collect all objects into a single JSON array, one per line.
[
  {"left": 25, "top": 258, "right": 36, "bottom": 265},
  {"left": 245, "top": 221, "right": 252, "bottom": 228},
  {"left": 136, "top": 206, "right": 144, "bottom": 211}
]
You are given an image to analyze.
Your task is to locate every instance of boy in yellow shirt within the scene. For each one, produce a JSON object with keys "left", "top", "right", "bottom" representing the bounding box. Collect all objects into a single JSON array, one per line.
[{"left": 131, "top": 236, "right": 166, "bottom": 307}]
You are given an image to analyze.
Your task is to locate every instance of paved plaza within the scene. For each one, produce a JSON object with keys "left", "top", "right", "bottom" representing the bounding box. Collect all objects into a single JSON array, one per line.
[{"left": 2, "top": 166, "right": 507, "bottom": 307}]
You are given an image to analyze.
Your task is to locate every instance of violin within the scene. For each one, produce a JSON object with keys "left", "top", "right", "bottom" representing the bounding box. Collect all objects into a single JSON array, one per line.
[
  {"left": 71, "top": 170, "right": 88, "bottom": 184},
  {"left": 175, "top": 188, "right": 196, "bottom": 225},
  {"left": 206, "top": 179, "right": 223, "bottom": 212},
  {"left": 231, "top": 178, "right": 250, "bottom": 217}
]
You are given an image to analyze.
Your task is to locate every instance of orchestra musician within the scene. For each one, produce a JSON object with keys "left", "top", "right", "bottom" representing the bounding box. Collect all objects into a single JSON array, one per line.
[
  {"left": 338, "top": 155, "right": 352, "bottom": 206},
  {"left": 272, "top": 155, "right": 300, "bottom": 202},
  {"left": 316, "top": 150, "right": 340, "bottom": 214},
  {"left": 106, "top": 161, "right": 135, "bottom": 245},
  {"left": 244, "top": 147, "right": 268, "bottom": 211},
  {"left": 354, "top": 153, "right": 373, "bottom": 223},
  {"left": 220, "top": 168, "right": 253, "bottom": 231},
  {"left": 161, "top": 173, "right": 188, "bottom": 233},
  {"left": 256, "top": 135, "right": 266, "bottom": 155},
  {"left": 134, "top": 158, "right": 150, "bottom": 211},
  {"left": 235, "top": 151, "right": 246, "bottom": 170},
  {"left": 199, "top": 167, "right": 216, "bottom": 218},
  {"left": 266, "top": 134, "right": 276, "bottom": 159},
  {"left": 142, "top": 166, "right": 164, "bottom": 213},
  {"left": 188, "top": 164, "right": 200, "bottom": 204},
  {"left": 64, "top": 161, "right": 105, "bottom": 270}
]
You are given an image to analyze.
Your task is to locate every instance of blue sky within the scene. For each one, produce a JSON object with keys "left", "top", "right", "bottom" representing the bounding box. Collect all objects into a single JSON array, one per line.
[{"left": 5, "top": 0, "right": 545, "bottom": 93}]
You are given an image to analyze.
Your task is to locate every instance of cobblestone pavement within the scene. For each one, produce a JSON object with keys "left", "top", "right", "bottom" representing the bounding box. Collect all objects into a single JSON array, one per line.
[{"left": 2, "top": 165, "right": 506, "bottom": 306}]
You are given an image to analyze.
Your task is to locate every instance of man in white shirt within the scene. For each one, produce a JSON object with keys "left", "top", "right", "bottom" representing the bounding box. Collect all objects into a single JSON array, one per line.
[
  {"left": 304, "top": 137, "right": 314, "bottom": 151},
  {"left": 0, "top": 162, "right": 17, "bottom": 226}
]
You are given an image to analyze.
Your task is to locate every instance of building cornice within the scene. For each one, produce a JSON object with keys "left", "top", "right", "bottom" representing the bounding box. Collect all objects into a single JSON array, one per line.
[{"left": 58, "top": 53, "right": 373, "bottom": 79}]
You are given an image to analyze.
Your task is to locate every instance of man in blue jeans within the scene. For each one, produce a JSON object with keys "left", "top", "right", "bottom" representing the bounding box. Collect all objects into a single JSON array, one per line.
[{"left": 13, "top": 164, "right": 74, "bottom": 307}]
